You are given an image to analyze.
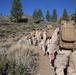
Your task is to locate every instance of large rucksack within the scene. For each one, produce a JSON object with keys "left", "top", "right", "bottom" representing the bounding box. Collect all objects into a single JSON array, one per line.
[
  {"left": 46, "top": 25, "right": 55, "bottom": 38},
  {"left": 59, "top": 21, "right": 76, "bottom": 49}
]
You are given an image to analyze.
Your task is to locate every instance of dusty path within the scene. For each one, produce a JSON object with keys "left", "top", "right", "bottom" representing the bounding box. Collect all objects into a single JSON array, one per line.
[{"left": 34, "top": 46, "right": 55, "bottom": 75}]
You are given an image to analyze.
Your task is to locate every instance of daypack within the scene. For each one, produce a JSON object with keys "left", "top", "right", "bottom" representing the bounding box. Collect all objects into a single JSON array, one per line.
[{"left": 59, "top": 21, "right": 76, "bottom": 49}]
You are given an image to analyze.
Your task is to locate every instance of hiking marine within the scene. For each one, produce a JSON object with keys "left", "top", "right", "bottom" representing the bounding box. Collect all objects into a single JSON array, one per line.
[{"left": 50, "top": 20, "right": 76, "bottom": 75}]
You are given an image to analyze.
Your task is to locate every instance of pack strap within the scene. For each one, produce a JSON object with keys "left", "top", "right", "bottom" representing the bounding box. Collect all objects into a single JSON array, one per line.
[{"left": 68, "top": 51, "right": 72, "bottom": 66}]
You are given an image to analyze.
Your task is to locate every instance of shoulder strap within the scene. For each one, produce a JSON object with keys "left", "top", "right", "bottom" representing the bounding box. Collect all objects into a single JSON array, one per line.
[{"left": 68, "top": 51, "right": 72, "bottom": 66}]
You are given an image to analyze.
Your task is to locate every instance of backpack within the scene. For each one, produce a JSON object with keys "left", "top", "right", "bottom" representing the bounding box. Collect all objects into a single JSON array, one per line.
[
  {"left": 46, "top": 29, "right": 55, "bottom": 38},
  {"left": 59, "top": 21, "right": 76, "bottom": 49}
]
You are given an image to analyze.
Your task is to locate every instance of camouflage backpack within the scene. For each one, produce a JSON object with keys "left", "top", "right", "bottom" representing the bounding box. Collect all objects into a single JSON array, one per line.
[{"left": 59, "top": 20, "right": 76, "bottom": 49}]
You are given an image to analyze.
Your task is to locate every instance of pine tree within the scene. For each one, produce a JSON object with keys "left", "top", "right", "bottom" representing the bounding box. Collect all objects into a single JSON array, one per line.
[
  {"left": 46, "top": 10, "right": 51, "bottom": 21},
  {"left": 52, "top": 9, "right": 57, "bottom": 22},
  {"left": 62, "top": 8, "right": 68, "bottom": 21},
  {"left": 71, "top": 10, "right": 76, "bottom": 22},
  {"left": 11, "top": 0, "right": 23, "bottom": 23},
  {"left": 32, "top": 9, "right": 38, "bottom": 21},
  {"left": 58, "top": 17, "right": 63, "bottom": 24},
  {"left": 37, "top": 9, "right": 44, "bottom": 20},
  {"left": 33, "top": 9, "right": 44, "bottom": 22}
]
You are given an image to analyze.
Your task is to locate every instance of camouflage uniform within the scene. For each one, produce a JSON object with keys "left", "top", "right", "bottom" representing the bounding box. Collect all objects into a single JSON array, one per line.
[
  {"left": 46, "top": 39, "right": 51, "bottom": 54},
  {"left": 68, "top": 50, "right": 76, "bottom": 75},
  {"left": 39, "top": 39, "right": 46, "bottom": 52},
  {"left": 50, "top": 27, "right": 76, "bottom": 75},
  {"left": 32, "top": 36, "right": 37, "bottom": 45},
  {"left": 36, "top": 31, "right": 42, "bottom": 45},
  {"left": 43, "top": 31, "right": 47, "bottom": 42}
]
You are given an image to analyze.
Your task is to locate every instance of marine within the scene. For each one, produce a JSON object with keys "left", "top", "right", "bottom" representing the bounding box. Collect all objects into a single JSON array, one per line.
[{"left": 49, "top": 20, "right": 76, "bottom": 75}]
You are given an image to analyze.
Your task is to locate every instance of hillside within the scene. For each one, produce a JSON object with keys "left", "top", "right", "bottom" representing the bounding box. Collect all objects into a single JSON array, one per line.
[
  {"left": 0, "top": 14, "right": 52, "bottom": 44},
  {"left": 0, "top": 14, "right": 55, "bottom": 75},
  {"left": 0, "top": 13, "right": 75, "bottom": 75},
  {"left": 1, "top": 12, "right": 75, "bottom": 44},
  {"left": 58, "top": 12, "right": 75, "bottom": 22}
]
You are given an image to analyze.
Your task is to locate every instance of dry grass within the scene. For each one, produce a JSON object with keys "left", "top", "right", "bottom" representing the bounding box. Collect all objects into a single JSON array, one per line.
[{"left": 0, "top": 38, "right": 39, "bottom": 75}]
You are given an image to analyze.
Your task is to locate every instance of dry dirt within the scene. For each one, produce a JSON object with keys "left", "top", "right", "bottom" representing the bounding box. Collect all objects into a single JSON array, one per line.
[{"left": 34, "top": 46, "right": 55, "bottom": 75}]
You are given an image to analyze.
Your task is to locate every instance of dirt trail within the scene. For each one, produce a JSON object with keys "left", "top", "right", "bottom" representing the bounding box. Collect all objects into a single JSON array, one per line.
[{"left": 34, "top": 46, "right": 55, "bottom": 75}]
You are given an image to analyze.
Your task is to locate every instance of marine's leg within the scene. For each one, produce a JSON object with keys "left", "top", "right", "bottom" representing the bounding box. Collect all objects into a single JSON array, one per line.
[
  {"left": 55, "top": 50, "right": 71, "bottom": 75},
  {"left": 68, "top": 51, "right": 76, "bottom": 75}
]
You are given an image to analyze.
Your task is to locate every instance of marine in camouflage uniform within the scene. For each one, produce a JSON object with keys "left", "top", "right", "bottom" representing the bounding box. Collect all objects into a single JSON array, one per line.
[{"left": 50, "top": 21, "right": 76, "bottom": 75}]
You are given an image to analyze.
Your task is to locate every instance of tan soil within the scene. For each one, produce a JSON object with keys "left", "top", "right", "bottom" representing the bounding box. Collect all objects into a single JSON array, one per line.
[{"left": 34, "top": 46, "right": 55, "bottom": 75}]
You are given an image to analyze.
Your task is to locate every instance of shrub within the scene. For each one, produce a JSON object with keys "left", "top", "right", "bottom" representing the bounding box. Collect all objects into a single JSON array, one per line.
[
  {"left": 0, "top": 46, "right": 39, "bottom": 75},
  {"left": 30, "top": 24, "right": 35, "bottom": 30}
]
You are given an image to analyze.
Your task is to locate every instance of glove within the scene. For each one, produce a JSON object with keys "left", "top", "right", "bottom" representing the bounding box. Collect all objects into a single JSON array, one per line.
[{"left": 50, "top": 54, "right": 54, "bottom": 60}]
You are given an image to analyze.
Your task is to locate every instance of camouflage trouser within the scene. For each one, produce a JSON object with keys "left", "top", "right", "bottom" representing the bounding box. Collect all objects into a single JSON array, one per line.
[
  {"left": 68, "top": 50, "right": 76, "bottom": 75},
  {"left": 32, "top": 37, "right": 37, "bottom": 45},
  {"left": 28, "top": 39, "right": 32, "bottom": 45},
  {"left": 55, "top": 50, "right": 71, "bottom": 75}
]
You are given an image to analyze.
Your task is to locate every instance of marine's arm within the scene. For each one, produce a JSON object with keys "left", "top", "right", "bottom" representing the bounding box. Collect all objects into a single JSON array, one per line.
[{"left": 49, "top": 27, "right": 59, "bottom": 54}]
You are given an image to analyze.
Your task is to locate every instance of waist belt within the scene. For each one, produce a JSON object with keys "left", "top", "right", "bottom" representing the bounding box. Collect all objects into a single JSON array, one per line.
[{"left": 59, "top": 46, "right": 73, "bottom": 51}]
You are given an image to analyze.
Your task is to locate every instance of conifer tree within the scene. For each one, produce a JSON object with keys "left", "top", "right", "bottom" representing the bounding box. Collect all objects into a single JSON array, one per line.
[
  {"left": 11, "top": 0, "right": 23, "bottom": 22},
  {"left": 46, "top": 10, "right": 51, "bottom": 21},
  {"left": 33, "top": 9, "right": 44, "bottom": 22},
  {"left": 62, "top": 8, "right": 68, "bottom": 21},
  {"left": 37, "top": 9, "right": 44, "bottom": 20},
  {"left": 32, "top": 9, "right": 38, "bottom": 21},
  {"left": 59, "top": 17, "right": 63, "bottom": 24},
  {"left": 71, "top": 10, "right": 76, "bottom": 22},
  {"left": 52, "top": 9, "right": 57, "bottom": 22}
]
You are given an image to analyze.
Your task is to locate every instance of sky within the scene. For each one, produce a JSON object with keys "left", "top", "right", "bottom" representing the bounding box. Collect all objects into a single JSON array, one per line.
[{"left": 0, "top": 0, "right": 76, "bottom": 17}]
